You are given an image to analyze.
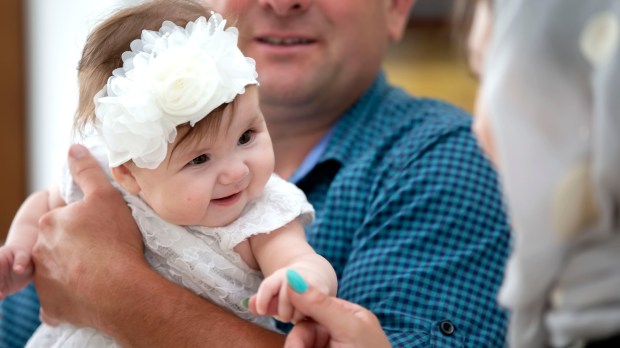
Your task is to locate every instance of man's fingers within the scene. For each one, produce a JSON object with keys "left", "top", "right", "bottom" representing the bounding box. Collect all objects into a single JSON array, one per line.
[
  {"left": 39, "top": 307, "right": 61, "bottom": 326},
  {"left": 67, "top": 144, "right": 114, "bottom": 197}
]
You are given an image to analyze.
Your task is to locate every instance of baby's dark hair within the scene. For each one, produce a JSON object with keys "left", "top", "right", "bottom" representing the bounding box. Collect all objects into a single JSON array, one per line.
[{"left": 75, "top": 0, "right": 233, "bottom": 154}]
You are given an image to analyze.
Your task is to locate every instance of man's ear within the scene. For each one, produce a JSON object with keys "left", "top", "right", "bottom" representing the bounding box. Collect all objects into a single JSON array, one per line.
[
  {"left": 387, "top": 0, "right": 415, "bottom": 42},
  {"left": 111, "top": 164, "right": 141, "bottom": 194}
]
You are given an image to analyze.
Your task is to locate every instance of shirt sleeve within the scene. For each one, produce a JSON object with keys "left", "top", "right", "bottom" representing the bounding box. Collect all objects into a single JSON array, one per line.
[
  {"left": 337, "top": 128, "right": 511, "bottom": 347},
  {"left": 0, "top": 283, "right": 41, "bottom": 348}
]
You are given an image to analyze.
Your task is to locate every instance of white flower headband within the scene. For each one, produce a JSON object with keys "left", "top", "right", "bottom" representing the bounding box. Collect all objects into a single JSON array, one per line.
[{"left": 94, "top": 12, "right": 258, "bottom": 169}]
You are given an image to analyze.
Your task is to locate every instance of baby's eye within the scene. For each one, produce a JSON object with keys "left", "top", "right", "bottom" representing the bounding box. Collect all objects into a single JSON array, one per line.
[
  {"left": 238, "top": 130, "right": 254, "bottom": 145},
  {"left": 188, "top": 154, "right": 209, "bottom": 166}
]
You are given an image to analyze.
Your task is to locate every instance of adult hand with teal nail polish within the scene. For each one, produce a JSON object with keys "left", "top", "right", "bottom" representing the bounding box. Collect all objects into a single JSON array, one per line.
[{"left": 284, "top": 270, "right": 391, "bottom": 348}]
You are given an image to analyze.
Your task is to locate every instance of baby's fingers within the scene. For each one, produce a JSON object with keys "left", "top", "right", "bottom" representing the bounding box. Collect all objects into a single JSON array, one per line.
[
  {"left": 276, "top": 282, "right": 294, "bottom": 322},
  {"left": 255, "top": 275, "right": 283, "bottom": 316},
  {"left": 246, "top": 294, "right": 278, "bottom": 316}
]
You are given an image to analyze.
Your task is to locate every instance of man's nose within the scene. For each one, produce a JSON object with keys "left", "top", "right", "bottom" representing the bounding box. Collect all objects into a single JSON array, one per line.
[{"left": 257, "top": 0, "right": 312, "bottom": 16}]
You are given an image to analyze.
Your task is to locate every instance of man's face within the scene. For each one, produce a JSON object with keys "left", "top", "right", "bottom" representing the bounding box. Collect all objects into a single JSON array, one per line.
[{"left": 210, "top": 0, "right": 413, "bottom": 119}]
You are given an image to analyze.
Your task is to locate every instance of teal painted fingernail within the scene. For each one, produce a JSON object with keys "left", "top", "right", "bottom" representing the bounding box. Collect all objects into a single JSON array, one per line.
[
  {"left": 287, "top": 269, "right": 308, "bottom": 293},
  {"left": 241, "top": 297, "right": 250, "bottom": 308}
]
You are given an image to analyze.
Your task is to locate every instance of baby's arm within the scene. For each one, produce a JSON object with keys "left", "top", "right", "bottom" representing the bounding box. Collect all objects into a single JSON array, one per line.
[
  {"left": 248, "top": 219, "right": 337, "bottom": 323},
  {"left": 0, "top": 185, "right": 65, "bottom": 298}
]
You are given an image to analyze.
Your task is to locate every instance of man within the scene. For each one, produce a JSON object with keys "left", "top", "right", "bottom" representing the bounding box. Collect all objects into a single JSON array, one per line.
[{"left": 2, "top": 0, "right": 510, "bottom": 346}]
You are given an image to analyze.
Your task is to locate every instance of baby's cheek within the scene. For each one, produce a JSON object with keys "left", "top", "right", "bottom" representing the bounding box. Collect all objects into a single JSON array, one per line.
[{"left": 156, "top": 190, "right": 206, "bottom": 225}]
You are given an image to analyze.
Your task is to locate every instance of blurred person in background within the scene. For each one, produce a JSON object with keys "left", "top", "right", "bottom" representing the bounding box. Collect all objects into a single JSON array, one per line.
[{"left": 474, "top": 0, "right": 620, "bottom": 347}]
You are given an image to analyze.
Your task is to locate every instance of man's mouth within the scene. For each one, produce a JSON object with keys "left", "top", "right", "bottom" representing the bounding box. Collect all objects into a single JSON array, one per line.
[{"left": 257, "top": 37, "right": 314, "bottom": 46}]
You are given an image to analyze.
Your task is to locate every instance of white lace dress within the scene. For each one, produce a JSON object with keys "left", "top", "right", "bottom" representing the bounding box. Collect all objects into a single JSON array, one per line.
[{"left": 26, "top": 141, "right": 314, "bottom": 348}]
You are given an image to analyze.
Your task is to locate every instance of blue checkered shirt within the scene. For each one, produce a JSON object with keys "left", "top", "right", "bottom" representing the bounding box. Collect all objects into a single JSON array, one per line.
[
  {"left": 0, "top": 282, "right": 40, "bottom": 347},
  {"left": 0, "top": 73, "right": 510, "bottom": 347},
  {"left": 295, "top": 73, "right": 510, "bottom": 346}
]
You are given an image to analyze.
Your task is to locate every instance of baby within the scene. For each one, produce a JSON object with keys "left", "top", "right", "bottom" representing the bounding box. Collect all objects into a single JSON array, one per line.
[{"left": 0, "top": 1, "right": 336, "bottom": 346}]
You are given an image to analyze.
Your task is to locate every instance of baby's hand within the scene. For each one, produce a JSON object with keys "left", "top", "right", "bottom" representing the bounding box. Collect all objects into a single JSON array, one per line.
[
  {"left": 250, "top": 267, "right": 334, "bottom": 323},
  {"left": 0, "top": 245, "right": 34, "bottom": 299},
  {"left": 251, "top": 268, "right": 305, "bottom": 323}
]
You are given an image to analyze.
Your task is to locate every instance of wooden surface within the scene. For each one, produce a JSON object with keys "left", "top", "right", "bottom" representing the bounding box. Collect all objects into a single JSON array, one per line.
[{"left": 0, "top": 0, "right": 26, "bottom": 242}]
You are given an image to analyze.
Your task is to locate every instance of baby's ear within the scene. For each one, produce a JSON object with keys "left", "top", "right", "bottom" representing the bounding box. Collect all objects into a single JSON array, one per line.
[{"left": 111, "top": 164, "right": 141, "bottom": 194}]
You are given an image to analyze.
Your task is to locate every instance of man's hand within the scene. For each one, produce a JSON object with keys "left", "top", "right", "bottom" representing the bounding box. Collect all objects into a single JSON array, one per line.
[{"left": 32, "top": 144, "right": 144, "bottom": 328}]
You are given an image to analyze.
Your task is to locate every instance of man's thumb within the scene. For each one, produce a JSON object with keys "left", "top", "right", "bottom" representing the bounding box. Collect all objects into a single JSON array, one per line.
[{"left": 67, "top": 144, "right": 112, "bottom": 196}]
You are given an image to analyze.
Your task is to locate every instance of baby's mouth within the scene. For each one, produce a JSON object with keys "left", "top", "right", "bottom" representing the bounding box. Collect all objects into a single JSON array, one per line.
[{"left": 211, "top": 191, "right": 242, "bottom": 206}]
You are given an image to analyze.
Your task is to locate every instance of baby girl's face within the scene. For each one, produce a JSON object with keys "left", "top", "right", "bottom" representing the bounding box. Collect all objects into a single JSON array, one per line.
[{"left": 126, "top": 87, "right": 275, "bottom": 227}]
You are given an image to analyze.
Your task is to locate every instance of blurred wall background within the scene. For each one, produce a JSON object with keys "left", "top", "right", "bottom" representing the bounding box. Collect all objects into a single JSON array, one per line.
[
  {"left": 25, "top": 0, "right": 144, "bottom": 193},
  {"left": 0, "top": 0, "right": 27, "bottom": 243}
]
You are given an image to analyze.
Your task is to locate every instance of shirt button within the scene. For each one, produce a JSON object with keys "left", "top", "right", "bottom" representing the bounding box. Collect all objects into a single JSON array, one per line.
[{"left": 439, "top": 320, "right": 455, "bottom": 336}]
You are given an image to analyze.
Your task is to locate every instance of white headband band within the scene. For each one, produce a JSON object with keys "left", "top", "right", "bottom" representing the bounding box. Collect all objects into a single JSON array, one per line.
[{"left": 94, "top": 12, "right": 258, "bottom": 169}]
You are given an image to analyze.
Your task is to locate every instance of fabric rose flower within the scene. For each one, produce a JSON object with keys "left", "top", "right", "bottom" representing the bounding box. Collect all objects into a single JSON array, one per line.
[
  {"left": 151, "top": 46, "right": 220, "bottom": 125},
  {"left": 94, "top": 13, "right": 258, "bottom": 169}
]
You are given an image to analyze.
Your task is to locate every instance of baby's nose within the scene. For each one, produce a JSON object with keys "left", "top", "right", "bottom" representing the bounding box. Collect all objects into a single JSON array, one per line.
[{"left": 218, "top": 159, "right": 249, "bottom": 185}]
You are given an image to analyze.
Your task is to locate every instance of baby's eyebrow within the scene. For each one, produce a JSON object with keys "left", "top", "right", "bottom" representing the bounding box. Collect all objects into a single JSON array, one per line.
[
  {"left": 168, "top": 141, "right": 196, "bottom": 168},
  {"left": 171, "top": 143, "right": 205, "bottom": 166},
  {"left": 166, "top": 149, "right": 183, "bottom": 170},
  {"left": 246, "top": 113, "right": 262, "bottom": 127}
]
